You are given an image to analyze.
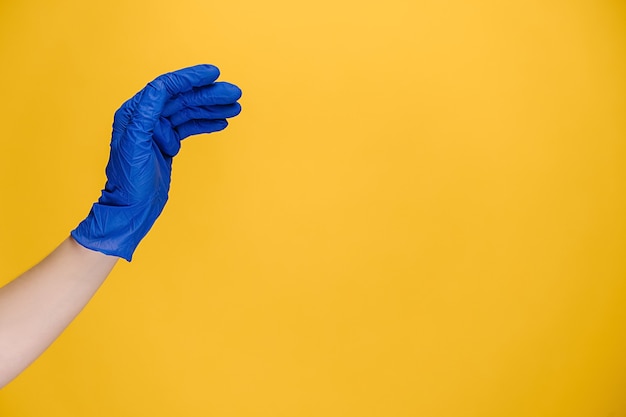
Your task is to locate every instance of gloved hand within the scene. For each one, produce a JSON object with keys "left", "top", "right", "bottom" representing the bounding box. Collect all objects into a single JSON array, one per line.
[{"left": 71, "top": 64, "right": 242, "bottom": 261}]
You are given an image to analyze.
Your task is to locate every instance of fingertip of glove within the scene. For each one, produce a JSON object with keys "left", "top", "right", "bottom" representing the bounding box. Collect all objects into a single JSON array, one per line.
[
  {"left": 228, "top": 84, "right": 243, "bottom": 101},
  {"left": 196, "top": 63, "right": 220, "bottom": 75},
  {"left": 214, "top": 82, "right": 243, "bottom": 101},
  {"left": 187, "top": 64, "right": 221, "bottom": 84},
  {"left": 212, "top": 119, "right": 229, "bottom": 132},
  {"left": 224, "top": 102, "right": 243, "bottom": 118},
  {"left": 211, "top": 119, "right": 229, "bottom": 133}
]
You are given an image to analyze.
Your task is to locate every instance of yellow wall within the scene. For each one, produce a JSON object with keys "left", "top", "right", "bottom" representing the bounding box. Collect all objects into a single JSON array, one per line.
[{"left": 1, "top": 0, "right": 625, "bottom": 415}]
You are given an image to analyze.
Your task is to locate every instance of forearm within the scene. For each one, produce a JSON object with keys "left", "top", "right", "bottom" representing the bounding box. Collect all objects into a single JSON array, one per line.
[{"left": 0, "top": 237, "right": 118, "bottom": 388}]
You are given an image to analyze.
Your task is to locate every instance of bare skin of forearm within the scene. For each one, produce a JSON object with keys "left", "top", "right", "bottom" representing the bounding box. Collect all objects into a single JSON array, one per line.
[{"left": 0, "top": 237, "right": 118, "bottom": 388}]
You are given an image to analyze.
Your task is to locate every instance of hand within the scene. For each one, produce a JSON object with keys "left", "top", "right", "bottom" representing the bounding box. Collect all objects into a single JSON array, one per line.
[{"left": 71, "top": 64, "right": 242, "bottom": 261}]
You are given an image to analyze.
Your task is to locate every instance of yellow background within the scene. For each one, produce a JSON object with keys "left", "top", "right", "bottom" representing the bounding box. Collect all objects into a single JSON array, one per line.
[{"left": 1, "top": 0, "right": 625, "bottom": 415}]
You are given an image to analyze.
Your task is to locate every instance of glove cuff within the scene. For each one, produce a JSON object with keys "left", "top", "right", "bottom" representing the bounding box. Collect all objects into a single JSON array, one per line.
[{"left": 71, "top": 199, "right": 166, "bottom": 262}]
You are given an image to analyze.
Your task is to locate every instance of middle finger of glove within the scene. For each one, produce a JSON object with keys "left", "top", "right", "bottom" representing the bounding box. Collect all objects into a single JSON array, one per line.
[{"left": 168, "top": 103, "right": 242, "bottom": 127}]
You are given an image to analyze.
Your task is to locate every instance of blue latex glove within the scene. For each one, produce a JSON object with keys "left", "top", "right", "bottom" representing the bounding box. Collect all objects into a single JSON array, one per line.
[{"left": 71, "top": 64, "right": 242, "bottom": 261}]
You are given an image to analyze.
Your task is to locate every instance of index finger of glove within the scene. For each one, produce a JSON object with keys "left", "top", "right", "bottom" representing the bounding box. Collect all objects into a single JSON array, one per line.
[
  {"left": 125, "top": 65, "right": 221, "bottom": 136},
  {"left": 149, "top": 64, "right": 221, "bottom": 98},
  {"left": 162, "top": 82, "right": 242, "bottom": 117}
]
